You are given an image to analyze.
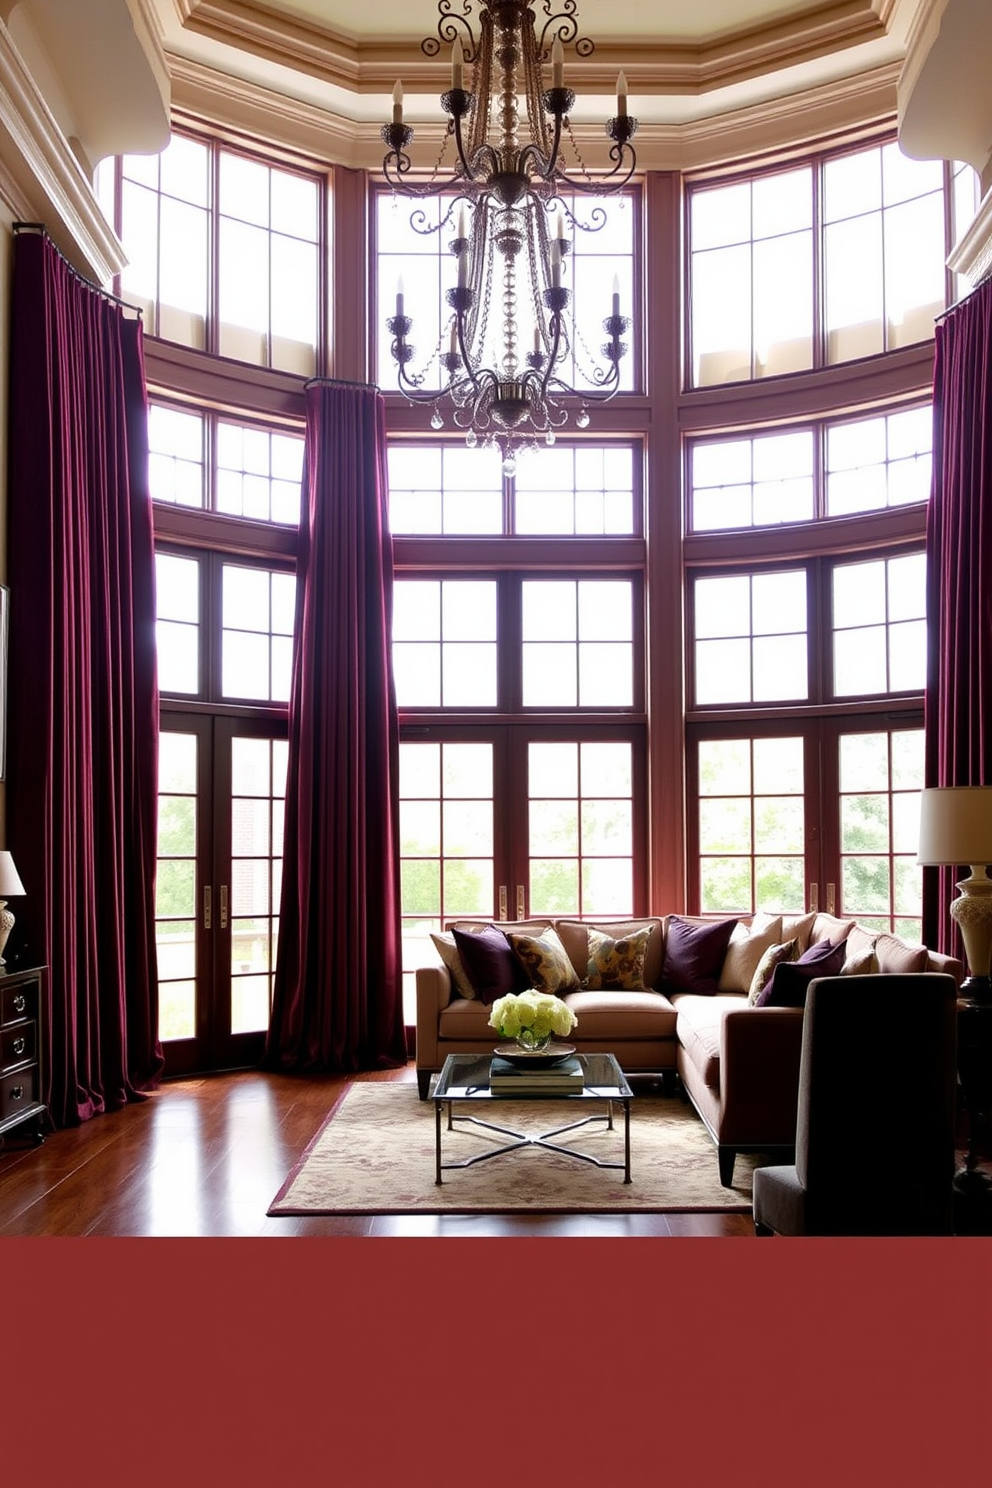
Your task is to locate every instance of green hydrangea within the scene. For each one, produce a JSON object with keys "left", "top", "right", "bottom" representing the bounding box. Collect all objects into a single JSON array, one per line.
[{"left": 488, "top": 990, "right": 577, "bottom": 1042}]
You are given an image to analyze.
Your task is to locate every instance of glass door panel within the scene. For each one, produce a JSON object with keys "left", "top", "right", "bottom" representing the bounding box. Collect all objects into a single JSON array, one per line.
[
  {"left": 156, "top": 713, "right": 286, "bottom": 1073},
  {"left": 228, "top": 733, "right": 287, "bottom": 1035},
  {"left": 156, "top": 719, "right": 210, "bottom": 1050}
]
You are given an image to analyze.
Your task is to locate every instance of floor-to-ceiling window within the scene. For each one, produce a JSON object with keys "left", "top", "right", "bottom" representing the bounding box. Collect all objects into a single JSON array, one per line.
[
  {"left": 682, "top": 136, "right": 976, "bottom": 937},
  {"left": 99, "top": 113, "right": 975, "bottom": 1065},
  {"left": 98, "top": 131, "right": 320, "bottom": 1072}
]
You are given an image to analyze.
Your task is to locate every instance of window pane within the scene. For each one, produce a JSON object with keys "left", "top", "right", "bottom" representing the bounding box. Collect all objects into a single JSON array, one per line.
[
  {"left": 838, "top": 726, "right": 924, "bottom": 930},
  {"left": 697, "top": 735, "right": 804, "bottom": 915}
]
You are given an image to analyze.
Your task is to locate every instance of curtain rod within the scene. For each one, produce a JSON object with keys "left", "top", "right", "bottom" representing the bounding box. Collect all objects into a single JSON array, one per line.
[
  {"left": 13, "top": 222, "right": 144, "bottom": 319},
  {"left": 934, "top": 272, "right": 992, "bottom": 324},
  {"left": 304, "top": 376, "right": 381, "bottom": 393}
]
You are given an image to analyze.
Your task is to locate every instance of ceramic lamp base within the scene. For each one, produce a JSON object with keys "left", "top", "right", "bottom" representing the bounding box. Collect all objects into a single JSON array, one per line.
[{"left": 0, "top": 900, "right": 12, "bottom": 966}]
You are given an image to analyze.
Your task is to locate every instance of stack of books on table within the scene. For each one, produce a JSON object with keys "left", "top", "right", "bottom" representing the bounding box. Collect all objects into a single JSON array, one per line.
[{"left": 489, "top": 1055, "right": 585, "bottom": 1096}]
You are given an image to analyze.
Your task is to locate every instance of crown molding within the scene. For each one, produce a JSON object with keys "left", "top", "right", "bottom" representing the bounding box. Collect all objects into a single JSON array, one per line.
[
  {"left": 169, "top": 49, "right": 901, "bottom": 175},
  {"left": 0, "top": 20, "right": 125, "bottom": 280},
  {"left": 948, "top": 185, "right": 992, "bottom": 288},
  {"left": 172, "top": 0, "right": 897, "bottom": 98}
]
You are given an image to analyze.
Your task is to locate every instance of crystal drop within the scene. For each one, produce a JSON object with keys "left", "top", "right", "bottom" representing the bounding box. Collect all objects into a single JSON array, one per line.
[
  {"left": 502, "top": 454, "right": 516, "bottom": 477},
  {"left": 576, "top": 408, "right": 590, "bottom": 429},
  {"left": 545, "top": 430, "right": 556, "bottom": 447},
  {"left": 430, "top": 410, "right": 444, "bottom": 430},
  {"left": 465, "top": 429, "right": 478, "bottom": 448}
]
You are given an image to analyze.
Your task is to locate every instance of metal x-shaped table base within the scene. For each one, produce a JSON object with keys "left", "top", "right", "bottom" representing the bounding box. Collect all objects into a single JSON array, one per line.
[{"left": 435, "top": 1099, "right": 632, "bottom": 1184}]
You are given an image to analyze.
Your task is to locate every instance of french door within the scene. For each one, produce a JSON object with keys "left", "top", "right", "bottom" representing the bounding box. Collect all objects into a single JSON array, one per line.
[
  {"left": 686, "top": 710, "right": 925, "bottom": 936},
  {"left": 399, "top": 722, "right": 646, "bottom": 1019},
  {"left": 156, "top": 711, "right": 288, "bottom": 1074}
]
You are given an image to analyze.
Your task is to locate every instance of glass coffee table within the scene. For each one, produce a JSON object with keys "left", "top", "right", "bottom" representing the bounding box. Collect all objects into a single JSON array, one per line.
[{"left": 432, "top": 1051, "right": 633, "bottom": 1185}]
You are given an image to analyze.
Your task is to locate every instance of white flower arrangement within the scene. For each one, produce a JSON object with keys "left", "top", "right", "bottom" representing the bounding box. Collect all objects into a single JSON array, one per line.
[{"left": 488, "top": 990, "right": 577, "bottom": 1048}]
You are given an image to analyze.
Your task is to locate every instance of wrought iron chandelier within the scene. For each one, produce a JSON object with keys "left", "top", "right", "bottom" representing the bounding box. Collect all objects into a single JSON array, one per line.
[{"left": 381, "top": 0, "right": 637, "bottom": 474}]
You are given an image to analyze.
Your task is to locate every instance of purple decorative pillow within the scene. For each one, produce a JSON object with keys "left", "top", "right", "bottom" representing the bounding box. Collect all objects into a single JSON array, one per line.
[
  {"left": 451, "top": 924, "right": 530, "bottom": 1006},
  {"left": 663, "top": 916, "right": 739, "bottom": 994},
  {"left": 755, "top": 937, "right": 847, "bottom": 1008}
]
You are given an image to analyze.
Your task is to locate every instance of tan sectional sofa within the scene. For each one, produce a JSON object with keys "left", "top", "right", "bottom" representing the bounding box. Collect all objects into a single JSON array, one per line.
[{"left": 415, "top": 912, "right": 962, "bottom": 1185}]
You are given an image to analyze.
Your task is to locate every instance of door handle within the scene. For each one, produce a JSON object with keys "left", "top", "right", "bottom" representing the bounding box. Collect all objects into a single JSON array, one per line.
[
  {"left": 516, "top": 885, "right": 525, "bottom": 920},
  {"left": 498, "top": 886, "right": 508, "bottom": 921},
  {"left": 220, "top": 884, "right": 229, "bottom": 931},
  {"left": 826, "top": 882, "right": 836, "bottom": 916},
  {"left": 808, "top": 882, "right": 818, "bottom": 914},
  {"left": 203, "top": 885, "right": 212, "bottom": 930}
]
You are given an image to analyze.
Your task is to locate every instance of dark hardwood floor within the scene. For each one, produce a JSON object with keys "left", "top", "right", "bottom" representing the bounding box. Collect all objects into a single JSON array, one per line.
[{"left": 0, "top": 1062, "right": 756, "bottom": 1237}]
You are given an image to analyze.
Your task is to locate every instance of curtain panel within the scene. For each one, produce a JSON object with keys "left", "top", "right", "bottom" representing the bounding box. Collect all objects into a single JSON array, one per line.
[
  {"left": 923, "top": 275, "right": 992, "bottom": 955},
  {"left": 7, "top": 229, "right": 162, "bottom": 1126},
  {"left": 264, "top": 380, "right": 407, "bottom": 1072}
]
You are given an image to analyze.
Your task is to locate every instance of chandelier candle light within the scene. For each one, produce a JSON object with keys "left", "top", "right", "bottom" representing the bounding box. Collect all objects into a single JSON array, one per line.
[{"left": 382, "top": 0, "right": 637, "bottom": 474}]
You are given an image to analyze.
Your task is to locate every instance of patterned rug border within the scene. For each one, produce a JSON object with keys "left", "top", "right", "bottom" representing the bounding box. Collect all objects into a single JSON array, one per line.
[{"left": 268, "top": 1082, "right": 757, "bottom": 1217}]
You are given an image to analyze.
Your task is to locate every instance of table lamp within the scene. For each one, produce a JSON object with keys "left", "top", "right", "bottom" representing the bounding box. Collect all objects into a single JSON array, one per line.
[
  {"left": 918, "top": 786, "right": 992, "bottom": 1004},
  {"left": 0, "top": 850, "right": 25, "bottom": 967}
]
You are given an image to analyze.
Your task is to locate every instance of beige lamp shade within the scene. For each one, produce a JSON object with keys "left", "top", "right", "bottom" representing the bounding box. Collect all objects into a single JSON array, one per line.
[
  {"left": 917, "top": 787, "right": 992, "bottom": 867},
  {"left": 0, "top": 851, "right": 25, "bottom": 897}
]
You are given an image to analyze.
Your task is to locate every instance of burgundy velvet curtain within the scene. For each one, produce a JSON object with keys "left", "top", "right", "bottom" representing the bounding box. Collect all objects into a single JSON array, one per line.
[
  {"left": 264, "top": 380, "right": 407, "bottom": 1072},
  {"left": 6, "top": 229, "right": 162, "bottom": 1126},
  {"left": 923, "top": 275, "right": 992, "bottom": 955}
]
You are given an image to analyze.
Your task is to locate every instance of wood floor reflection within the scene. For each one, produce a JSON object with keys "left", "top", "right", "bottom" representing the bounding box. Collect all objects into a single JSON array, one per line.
[{"left": 0, "top": 1064, "right": 755, "bottom": 1237}]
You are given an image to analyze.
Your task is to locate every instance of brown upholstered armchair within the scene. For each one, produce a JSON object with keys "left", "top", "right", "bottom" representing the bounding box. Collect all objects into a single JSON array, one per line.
[{"left": 752, "top": 974, "right": 959, "bottom": 1236}]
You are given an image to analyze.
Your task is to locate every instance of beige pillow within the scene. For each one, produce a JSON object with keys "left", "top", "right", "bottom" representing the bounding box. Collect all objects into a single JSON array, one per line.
[
  {"left": 842, "top": 945, "right": 879, "bottom": 975},
  {"left": 430, "top": 931, "right": 476, "bottom": 1000},
  {"left": 718, "top": 917, "right": 783, "bottom": 992},
  {"left": 779, "top": 912, "right": 817, "bottom": 954},
  {"left": 747, "top": 938, "right": 799, "bottom": 1005},
  {"left": 507, "top": 926, "right": 581, "bottom": 995}
]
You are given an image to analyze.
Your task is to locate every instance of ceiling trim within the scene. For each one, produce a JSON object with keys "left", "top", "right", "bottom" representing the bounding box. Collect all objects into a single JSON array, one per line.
[
  {"left": 0, "top": 20, "right": 124, "bottom": 280},
  {"left": 172, "top": 0, "right": 895, "bottom": 98},
  {"left": 169, "top": 52, "right": 901, "bottom": 175}
]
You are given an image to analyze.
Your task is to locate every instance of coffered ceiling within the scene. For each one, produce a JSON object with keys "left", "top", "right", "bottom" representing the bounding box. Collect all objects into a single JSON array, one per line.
[{"left": 149, "top": 0, "right": 928, "bottom": 170}]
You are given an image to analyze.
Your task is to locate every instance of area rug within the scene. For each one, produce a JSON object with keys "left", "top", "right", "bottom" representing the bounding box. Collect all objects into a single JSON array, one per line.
[{"left": 268, "top": 1083, "right": 763, "bottom": 1215}]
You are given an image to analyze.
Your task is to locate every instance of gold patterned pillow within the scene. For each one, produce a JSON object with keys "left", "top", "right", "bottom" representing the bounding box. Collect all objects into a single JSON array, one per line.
[
  {"left": 507, "top": 926, "right": 581, "bottom": 995},
  {"left": 582, "top": 925, "right": 652, "bottom": 991},
  {"left": 747, "top": 938, "right": 799, "bottom": 1006}
]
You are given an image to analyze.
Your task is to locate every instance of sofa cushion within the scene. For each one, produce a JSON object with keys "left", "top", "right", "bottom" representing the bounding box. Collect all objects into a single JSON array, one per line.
[
  {"left": 430, "top": 931, "right": 476, "bottom": 999},
  {"left": 747, "top": 937, "right": 799, "bottom": 1005},
  {"left": 506, "top": 925, "right": 581, "bottom": 995},
  {"left": 874, "top": 932, "right": 928, "bottom": 974},
  {"left": 555, "top": 918, "right": 665, "bottom": 989},
  {"left": 452, "top": 924, "right": 530, "bottom": 1005},
  {"left": 671, "top": 993, "right": 742, "bottom": 1090},
  {"left": 811, "top": 913, "right": 856, "bottom": 946},
  {"left": 562, "top": 988, "right": 678, "bottom": 1040},
  {"left": 438, "top": 995, "right": 505, "bottom": 1039},
  {"left": 755, "top": 938, "right": 847, "bottom": 1007},
  {"left": 718, "top": 917, "right": 783, "bottom": 992},
  {"left": 581, "top": 925, "right": 653, "bottom": 990},
  {"left": 663, "top": 916, "right": 738, "bottom": 994}
]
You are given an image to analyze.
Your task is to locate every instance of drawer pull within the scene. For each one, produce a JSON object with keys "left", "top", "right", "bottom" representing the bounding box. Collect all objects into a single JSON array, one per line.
[
  {"left": 13, "top": 994, "right": 25, "bottom": 1014},
  {"left": 12, "top": 1037, "right": 25, "bottom": 1056},
  {"left": 10, "top": 1085, "right": 24, "bottom": 1102}
]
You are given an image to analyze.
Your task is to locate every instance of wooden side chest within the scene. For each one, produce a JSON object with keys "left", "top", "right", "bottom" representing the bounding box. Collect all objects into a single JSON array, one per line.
[{"left": 0, "top": 966, "right": 48, "bottom": 1144}]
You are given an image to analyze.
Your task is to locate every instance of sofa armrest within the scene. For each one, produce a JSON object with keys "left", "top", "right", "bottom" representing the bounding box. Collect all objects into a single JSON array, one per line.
[
  {"left": 926, "top": 950, "right": 964, "bottom": 985},
  {"left": 415, "top": 964, "right": 453, "bottom": 1073},
  {"left": 719, "top": 1006, "right": 805, "bottom": 1143}
]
